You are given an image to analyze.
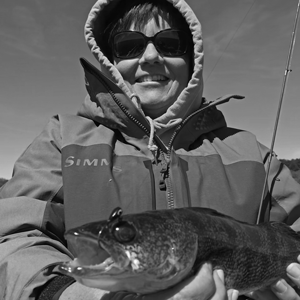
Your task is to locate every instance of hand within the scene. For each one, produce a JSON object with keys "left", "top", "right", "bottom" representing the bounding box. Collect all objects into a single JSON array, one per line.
[
  {"left": 245, "top": 256, "right": 300, "bottom": 300},
  {"left": 245, "top": 280, "right": 300, "bottom": 300},
  {"left": 286, "top": 258, "right": 300, "bottom": 288},
  {"left": 212, "top": 269, "right": 239, "bottom": 300},
  {"left": 102, "top": 263, "right": 239, "bottom": 300}
]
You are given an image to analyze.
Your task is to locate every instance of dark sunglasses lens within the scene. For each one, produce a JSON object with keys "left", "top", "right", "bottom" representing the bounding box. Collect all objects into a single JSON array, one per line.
[
  {"left": 114, "top": 32, "right": 145, "bottom": 58},
  {"left": 156, "top": 30, "right": 188, "bottom": 56},
  {"left": 113, "top": 30, "right": 188, "bottom": 58}
]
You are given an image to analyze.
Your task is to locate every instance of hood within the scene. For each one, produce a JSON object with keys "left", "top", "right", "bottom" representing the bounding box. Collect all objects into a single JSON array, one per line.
[{"left": 84, "top": 0, "right": 204, "bottom": 133}]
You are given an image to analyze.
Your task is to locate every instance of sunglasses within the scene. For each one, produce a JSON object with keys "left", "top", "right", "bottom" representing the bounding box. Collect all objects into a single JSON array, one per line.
[{"left": 112, "top": 29, "right": 189, "bottom": 59}]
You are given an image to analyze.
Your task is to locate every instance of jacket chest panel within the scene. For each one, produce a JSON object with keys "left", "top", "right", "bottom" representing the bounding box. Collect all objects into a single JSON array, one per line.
[
  {"left": 61, "top": 140, "right": 267, "bottom": 230},
  {"left": 62, "top": 143, "right": 167, "bottom": 229},
  {"left": 170, "top": 154, "right": 266, "bottom": 223}
]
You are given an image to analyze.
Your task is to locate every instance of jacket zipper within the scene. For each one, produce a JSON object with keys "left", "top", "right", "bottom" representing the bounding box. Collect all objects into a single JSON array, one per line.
[
  {"left": 92, "top": 74, "right": 174, "bottom": 207},
  {"left": 111, "top": 95, "right": 175, "bottom": 209},
  {"left": 159, "top": 151, "right": 174, "bottom": 208},
  {"left": 160, "top": 104, "right": 218, "bottom": 208},
  {"left": 111, "top": 91, "right": 214, "bottom": 209}
]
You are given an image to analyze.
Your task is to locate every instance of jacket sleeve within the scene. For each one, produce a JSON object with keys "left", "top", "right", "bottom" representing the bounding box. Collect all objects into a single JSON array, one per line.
[
  {"left": 0, "top": 116, "right": 73, "bottom": 299},
  {"left": 0, "top": 197, "right": 73, "bottom": 299},
  {"left": 0, "top": 115, "right": 63, "bottom": 202},
  {"left": 259, "top": 142, "right": 300, "bottom": 224}
]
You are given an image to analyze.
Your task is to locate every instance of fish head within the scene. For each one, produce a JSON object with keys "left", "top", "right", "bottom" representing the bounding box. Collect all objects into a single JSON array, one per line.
[{"left": 59, "top": 208, "right": 198, "bottom": 293}]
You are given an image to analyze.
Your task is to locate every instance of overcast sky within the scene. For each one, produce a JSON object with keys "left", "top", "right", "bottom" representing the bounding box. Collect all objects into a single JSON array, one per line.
[{"left": 1, "top": 0, "right": 300, "bottom": 179}]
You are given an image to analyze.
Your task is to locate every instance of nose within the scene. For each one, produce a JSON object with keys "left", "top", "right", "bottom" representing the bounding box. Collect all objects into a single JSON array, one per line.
[{"left": 139, "top": 42, "right": 164, "bottom": 64}]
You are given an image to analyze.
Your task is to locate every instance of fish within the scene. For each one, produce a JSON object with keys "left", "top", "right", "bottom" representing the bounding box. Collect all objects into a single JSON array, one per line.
[{"left": 58, "top": 207, "right": 300, "bottom": 295}]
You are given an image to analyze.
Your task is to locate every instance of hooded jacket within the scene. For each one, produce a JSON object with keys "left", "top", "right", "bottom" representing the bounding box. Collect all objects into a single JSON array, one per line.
[{"left": 1, "top": 0, "right": 300, "bottom": 299}]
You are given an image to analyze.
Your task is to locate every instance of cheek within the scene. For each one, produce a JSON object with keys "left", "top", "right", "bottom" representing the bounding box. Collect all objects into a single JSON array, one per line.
[
  {"left": 170, "top": 57, "right": 190, "bottom": 88},
  {"left": 113, "top": 59, "right": 137, "bottom": 83}
]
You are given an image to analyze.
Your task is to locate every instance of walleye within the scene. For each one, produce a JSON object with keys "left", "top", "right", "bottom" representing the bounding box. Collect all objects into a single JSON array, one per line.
[{"left": 59, "top": 207, "right": 300, "bottom": 294}]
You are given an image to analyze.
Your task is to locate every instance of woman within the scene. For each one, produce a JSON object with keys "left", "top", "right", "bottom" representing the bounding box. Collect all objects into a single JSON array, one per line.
[{"left": 1, "top": 0, "right": 300, "bottom": 299}]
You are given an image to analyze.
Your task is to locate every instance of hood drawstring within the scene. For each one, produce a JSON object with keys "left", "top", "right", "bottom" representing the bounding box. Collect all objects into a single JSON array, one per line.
[
  {"left": 146, "top": 116, "right": 159, "bottom": 164},
  {"left": 146, "top": 116, "right": 158, "bottom": 152}
]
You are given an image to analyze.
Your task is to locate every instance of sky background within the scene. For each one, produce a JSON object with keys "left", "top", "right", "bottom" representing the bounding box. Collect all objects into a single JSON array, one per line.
[{"left": 1, "top": 0, "right": 300, "bottom": 179}]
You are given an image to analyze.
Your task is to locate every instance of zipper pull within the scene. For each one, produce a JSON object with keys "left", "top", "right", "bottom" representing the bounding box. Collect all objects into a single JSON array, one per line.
[
  {"left": 159, "top": 179, "right": 166, "bottom": 191},
  {"left": 159, "top": 159, "right": 170, "bottom": 191}
]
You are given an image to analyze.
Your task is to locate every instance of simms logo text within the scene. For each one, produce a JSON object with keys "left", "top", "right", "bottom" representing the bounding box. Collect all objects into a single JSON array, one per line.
[{"left": 64, "top": 156, "right": 109, "bottom": 168}]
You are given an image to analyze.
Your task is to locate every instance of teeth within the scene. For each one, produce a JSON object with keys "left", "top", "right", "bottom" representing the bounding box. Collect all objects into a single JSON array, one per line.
[
  {"left": 138, "top": 75, "right": 167, "bottom": 82},
  {"left": 103, "top": 257, "right": 114, "bottom": 268}
]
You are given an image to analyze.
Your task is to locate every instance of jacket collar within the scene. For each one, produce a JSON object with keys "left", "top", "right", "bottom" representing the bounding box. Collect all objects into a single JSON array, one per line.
[
  {"left": 77, "top": 58, "right": 244, "bottom": 151},
  {"left": 171, "top": 95, "right": 245, "bottom": 149}
]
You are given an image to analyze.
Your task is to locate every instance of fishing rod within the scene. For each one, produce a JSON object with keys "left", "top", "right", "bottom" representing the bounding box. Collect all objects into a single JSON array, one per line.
[{"left": 256, "top": 0, "right": 300, "bottom": 224}]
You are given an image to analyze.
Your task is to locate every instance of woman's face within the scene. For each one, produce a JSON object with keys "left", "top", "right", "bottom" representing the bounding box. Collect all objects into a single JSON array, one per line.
[{"left": 113, "top": 16, "right": 191, "bottom": 119}]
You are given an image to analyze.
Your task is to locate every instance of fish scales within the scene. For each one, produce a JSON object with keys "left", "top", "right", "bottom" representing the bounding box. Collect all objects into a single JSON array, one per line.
[
  {"left": 183, "top": 208, "right": 300, "bottom": 291},
  {"left": 59, "top": 207, "right": 300, "bottom": 295}
]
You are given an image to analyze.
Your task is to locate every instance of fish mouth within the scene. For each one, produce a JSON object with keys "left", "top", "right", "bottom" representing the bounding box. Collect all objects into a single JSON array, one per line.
[{"left": 59, "top": 235, "right": 129, "bottom": 278}]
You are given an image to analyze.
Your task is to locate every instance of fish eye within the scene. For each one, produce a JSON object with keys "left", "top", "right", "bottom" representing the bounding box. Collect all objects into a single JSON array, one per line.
[{"left": 112, "top": 221, "right": 136, "bottom": 243}]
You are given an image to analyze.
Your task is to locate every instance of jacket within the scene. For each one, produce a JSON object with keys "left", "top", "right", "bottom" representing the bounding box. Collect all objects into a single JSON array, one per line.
[{"left": 1, "top": 0, "right": 300, "bottom": 299}]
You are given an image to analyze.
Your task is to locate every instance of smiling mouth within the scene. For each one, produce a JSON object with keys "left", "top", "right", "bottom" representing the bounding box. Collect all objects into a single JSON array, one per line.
[{"left": 137, "top": 75, "right": 168, "bottom": 83}]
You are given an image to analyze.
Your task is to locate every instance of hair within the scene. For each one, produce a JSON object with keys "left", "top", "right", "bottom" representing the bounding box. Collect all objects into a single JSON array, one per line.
[{"left": 100, "top": 0, "right": 193, "bottom": 62}]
